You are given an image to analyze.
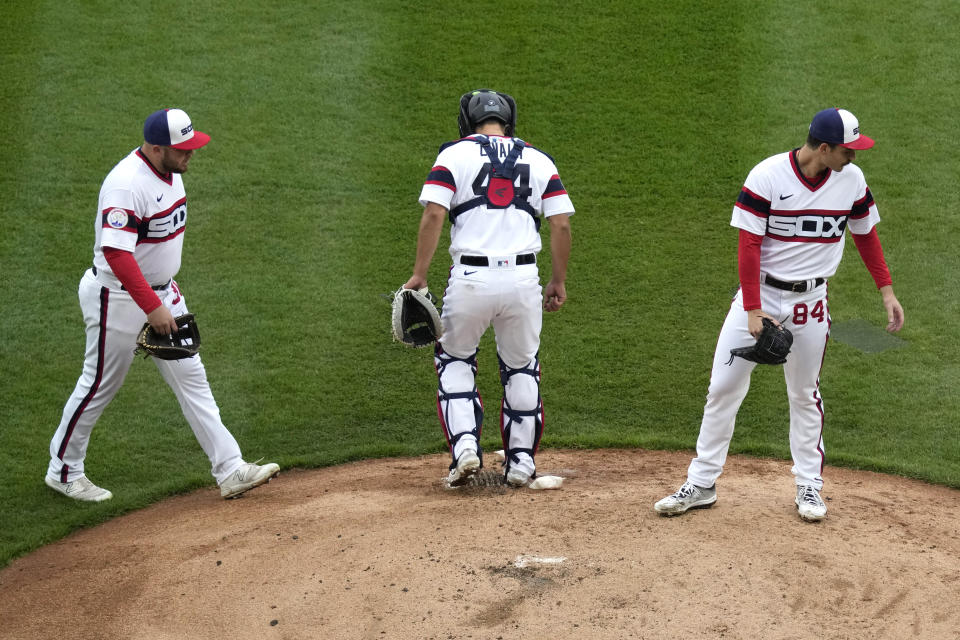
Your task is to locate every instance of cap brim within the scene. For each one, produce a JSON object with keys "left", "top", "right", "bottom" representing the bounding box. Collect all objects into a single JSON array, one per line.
[
  {"left": 171, "top": 130, "right": 211, "bottom": 150},
  {"left": 841, "top": 134, "right": 874, "bottom": 150}
]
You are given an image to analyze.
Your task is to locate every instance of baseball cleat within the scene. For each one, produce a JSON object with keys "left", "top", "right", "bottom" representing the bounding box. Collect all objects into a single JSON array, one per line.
[
  {"left": 795, "top": 484, "right": 827, "bottom": 521},
  {"left": 654, "top": 481, "right": 717, "bottom": 515},
  {"left": 220, "top": 461, "right": 280, "bottom": 499},
  {"left": 505, "top": 467, "right": 532, "bottom": 487},
  {"left": 445, "top": 450, "right": 481, "bottom": 488},
  {"left": 45, "top": 475, "right": 113, "bottom": 502}
]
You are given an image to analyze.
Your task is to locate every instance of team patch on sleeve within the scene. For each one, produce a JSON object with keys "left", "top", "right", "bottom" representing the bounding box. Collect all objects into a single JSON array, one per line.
[
  {"left": 101, "top": 207, "right": 138, "bottom": 233},
  {"left": 424, "top": 165, "right": 456, "bottom": 192},
  {"left": 735, "top": 187, "right": 771, "bottom": 218},
  {"left": 542, "top": 175, "right": 567, "bottom": 199},
  {"left": 850, "top": 187, "right": 875, "bottom": 218}
]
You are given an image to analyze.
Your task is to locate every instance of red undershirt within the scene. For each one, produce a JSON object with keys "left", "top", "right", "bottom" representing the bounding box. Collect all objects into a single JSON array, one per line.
[
  {"left": 738, "top": 227, "right": 892, "bottom": 311},
  {"left": 102, "top": 247, "right": 163, "bottom": 314}
]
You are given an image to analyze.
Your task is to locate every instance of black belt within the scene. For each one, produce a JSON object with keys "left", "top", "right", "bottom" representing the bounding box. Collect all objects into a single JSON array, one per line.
[
  {"left": 92, "top": 266, "right": 171, "bottom": 291},
  {"left": 764, "top": 274, "right": 825, "bottom": 293},
  {"left": 460, "top": 253, "right": 536, "bottom": 267}
]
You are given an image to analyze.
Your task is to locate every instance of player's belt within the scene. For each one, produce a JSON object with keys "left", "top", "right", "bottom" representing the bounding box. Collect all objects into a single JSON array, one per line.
[
  {"left": 764, "top": 274, "right": 825, "bottom": 293},
  {"left": 92, "top": 266, "right": 171, "bottom": 291},
  {"left": 460, "top": 253, "right": 535, "bottom": 267}
]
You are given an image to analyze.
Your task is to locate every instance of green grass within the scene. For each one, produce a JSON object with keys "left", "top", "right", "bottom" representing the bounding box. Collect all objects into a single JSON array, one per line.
[{"left": 1, "top": 0, "right": 958, "bottom": 567}]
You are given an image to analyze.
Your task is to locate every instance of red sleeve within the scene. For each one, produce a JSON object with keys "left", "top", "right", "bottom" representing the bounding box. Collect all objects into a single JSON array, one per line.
[
  {"left": 738, "top": 229, "right": 763, "bottom": 310},
  {"left": 102, "top": 247, "right": 163, "bottom": 314},
  {"left": 851, "top": 227, "right": 893, "bottom": 289}
]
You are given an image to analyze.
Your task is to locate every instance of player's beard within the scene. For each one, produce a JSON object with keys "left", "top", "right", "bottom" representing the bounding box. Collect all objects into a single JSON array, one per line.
[{"left": 159, "top": 147, "right": 192, "bottom": 174}]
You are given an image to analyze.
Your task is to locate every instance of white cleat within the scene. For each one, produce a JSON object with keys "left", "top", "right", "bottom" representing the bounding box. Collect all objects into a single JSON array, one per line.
[
  {"left": 220, "top": 461, "right": 280, "bottom": 499},
  {"left": 795, "top": 484, "right": 827, "bottom": 521},
  {"left": 445, "top": 450, "right": 481, "bottom": 488},
  {"left": 45, "top": 475, "right": 113, "bottom": 502},
  {"left": 654, "top": 480, "right": 717, "bottom": 516},
  {"left": 505, "top": 467, "right": 532, "bottom": 488}
]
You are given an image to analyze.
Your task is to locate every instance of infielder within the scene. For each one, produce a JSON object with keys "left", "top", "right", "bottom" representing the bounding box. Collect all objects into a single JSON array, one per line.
[
  {"left": 403, "top": 89, "right": 574, "bottom": 488},
  {"left": 655, "top": 108, "right": 904, "bottom": 521},
  {"left": 45, "top": 108, "right": 279, "bottom": 502}
]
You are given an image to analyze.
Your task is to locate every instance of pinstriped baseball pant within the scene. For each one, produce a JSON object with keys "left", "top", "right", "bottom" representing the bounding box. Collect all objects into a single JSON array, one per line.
[
  {"left": 47, "top": 270, "right": 243, "bottom": 485},
  {"left": 687, "top": 283, "right": 830, "bottom": 490}
]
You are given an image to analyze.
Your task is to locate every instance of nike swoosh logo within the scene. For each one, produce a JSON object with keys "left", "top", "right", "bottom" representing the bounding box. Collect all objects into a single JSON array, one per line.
[
  {"left": 463, "top": 270, "right": 477, "bottom": 276},
  {"left": 156, "top": 194, "right": 163, "bottom": 202},
  {"left": 779, "top": 194, "right": 794, "bottom": 200}
]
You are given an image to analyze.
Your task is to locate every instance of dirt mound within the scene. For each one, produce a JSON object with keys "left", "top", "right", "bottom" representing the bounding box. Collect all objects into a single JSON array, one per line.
[{"left": 2, "top": 449, "right": 958, "bottom": 639}]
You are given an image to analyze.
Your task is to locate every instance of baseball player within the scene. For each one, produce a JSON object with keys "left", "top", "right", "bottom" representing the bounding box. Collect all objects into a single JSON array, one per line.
[
  {"left": 45, "top": 108, "right": 279, "bottom": 502},
  {"left": 655, "top": 108, "right": 904, "bottom": 521},
  {"left": 403, "top": 89, "right": 574, "bottom": 488}
]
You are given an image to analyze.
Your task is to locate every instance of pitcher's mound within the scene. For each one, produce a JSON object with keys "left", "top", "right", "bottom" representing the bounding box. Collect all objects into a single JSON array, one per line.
[{"left": 1, "top": 449, "right": 958, "bottom": 639}]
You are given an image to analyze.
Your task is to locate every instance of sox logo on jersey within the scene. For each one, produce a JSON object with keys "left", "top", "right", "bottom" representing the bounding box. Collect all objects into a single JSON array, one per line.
[
  {"left": 767, "top": 214, "right": 848, "bottom": 240},
  {"left": 144, "top": 202, "right": 187, "bottom": 240}
]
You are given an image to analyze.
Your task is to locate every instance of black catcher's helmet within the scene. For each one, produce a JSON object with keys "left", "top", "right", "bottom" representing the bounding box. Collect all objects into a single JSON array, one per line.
[{"left": 458, "top": 89, "right": 517, "bottom": 137}]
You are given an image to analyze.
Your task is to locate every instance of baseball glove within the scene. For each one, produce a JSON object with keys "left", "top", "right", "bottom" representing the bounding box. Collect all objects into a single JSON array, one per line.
[
  {"left": 391, "top": 287, "right": 443, "bottom": 348},
  {"left": 728, "top": 317, "right": 793, "bottom": 365},
  {"left": 134, "top": 313, "right": 201, "bottom": 360}
]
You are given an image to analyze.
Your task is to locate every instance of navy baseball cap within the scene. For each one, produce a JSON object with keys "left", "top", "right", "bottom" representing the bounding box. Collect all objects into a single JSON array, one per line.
[
  {"left": 809, "top": 108, "right": 874, "bottom": 150},
  {"left": 143, "top": 108, "right": 210, "bottom": 150}
]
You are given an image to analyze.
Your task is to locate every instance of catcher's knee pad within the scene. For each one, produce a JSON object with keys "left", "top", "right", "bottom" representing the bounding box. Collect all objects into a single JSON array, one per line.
[
  {"left": 436, "top": 345, "right": 484, "bottom": 467},
  {"left": 498, "top": 354, "right": 543, "bottom": 473}
]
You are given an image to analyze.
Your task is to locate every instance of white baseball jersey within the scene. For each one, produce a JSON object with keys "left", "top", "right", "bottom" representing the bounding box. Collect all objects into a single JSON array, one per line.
[
  {"left": 731, "top": 149, "right": 880, "bottom": 281},
  {"left": 419, "top": 134, "right": 574, "bottom": 255},
  {"left": 93, "top": 148, "right": 188, "bottom": 286}
]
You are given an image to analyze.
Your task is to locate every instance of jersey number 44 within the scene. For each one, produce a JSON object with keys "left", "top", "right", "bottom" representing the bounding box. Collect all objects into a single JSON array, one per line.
[{"left": 473, "top": 163, "right": 532, "bottom": 208}]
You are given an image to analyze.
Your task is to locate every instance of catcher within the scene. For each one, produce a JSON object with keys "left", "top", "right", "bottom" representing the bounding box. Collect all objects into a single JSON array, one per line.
[{"left": 400, "top": 89, "right": 574, "bottom": 490}]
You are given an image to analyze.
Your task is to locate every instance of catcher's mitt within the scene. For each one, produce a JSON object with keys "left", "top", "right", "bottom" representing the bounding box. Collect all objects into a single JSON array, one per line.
[
  {"left": 728, "top": 317, "right": 793, "bottom": 365},
  {"left": 134, "top": 313, "right": 201, "bottom": 360},
  {"left": 391, "top": 287, "right": 443, "bottom": 348}
]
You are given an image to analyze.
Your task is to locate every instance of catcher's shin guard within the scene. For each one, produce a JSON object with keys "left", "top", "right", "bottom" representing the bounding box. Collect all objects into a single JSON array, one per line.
[
  {"left": 498, "top": 353, "right": 543, "bottom": 477},
  {"left": 435, "top": 345, "right": 484, "bottom": 469}
]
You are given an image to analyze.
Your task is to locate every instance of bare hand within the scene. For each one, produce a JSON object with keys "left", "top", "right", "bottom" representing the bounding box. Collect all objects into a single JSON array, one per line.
[
  {"left": 544, "top": 281, "right": 566, "bottom": 312},
  {"left": 147, "top": 305, "right": 177, "bottom": 334},
  {"left": 403, "top": 276, "right": 427, "bottom": 292},
  {"left": 882, "top": 291, "right": 905, "bottom": 333},
  {"left": 747, "top": 308, "right": 779, "bottom": 338}
]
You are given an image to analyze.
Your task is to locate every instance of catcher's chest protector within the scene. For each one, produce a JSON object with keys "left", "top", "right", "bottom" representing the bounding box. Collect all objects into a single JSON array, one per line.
[{"left": 448, "top": 136, "right": 540, "bottom": 230}]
